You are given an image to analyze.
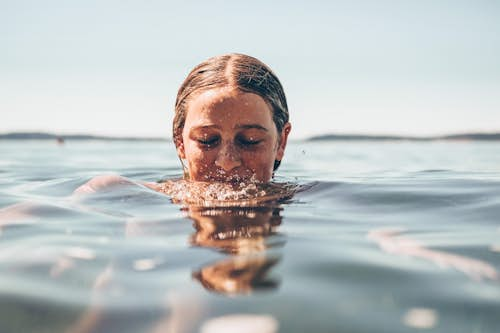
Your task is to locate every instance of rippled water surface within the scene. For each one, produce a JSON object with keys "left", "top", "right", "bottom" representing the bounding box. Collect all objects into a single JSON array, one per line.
[{"left": 1, "top": 140, "right": 499, "bottom": 333}]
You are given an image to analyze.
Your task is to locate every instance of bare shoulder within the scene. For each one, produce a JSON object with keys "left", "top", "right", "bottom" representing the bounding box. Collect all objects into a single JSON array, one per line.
[{"left": 147, "top": 179, "right": 176, "bottom": 194}]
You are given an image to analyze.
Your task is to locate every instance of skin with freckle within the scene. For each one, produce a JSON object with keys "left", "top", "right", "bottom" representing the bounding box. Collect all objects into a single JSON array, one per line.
[
  {"left": 172, "top": 53, "right": 291, "bottom": 184},
  {"left": 177, "top": 88, "right": 290, "bottom": 183}
]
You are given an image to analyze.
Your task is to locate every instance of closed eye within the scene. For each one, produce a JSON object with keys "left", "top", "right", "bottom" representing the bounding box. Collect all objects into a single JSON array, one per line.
[
  {"left": 197, "top": 137, "right": 220, "bottom": 146},
  {"left": 237, "top": 137, "right": 262, "bottom": 146}
]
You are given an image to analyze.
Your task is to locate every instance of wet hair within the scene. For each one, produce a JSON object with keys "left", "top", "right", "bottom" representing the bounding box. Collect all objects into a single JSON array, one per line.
[{"left": 173, "top": 53, "right": 289, "bottom": 171}]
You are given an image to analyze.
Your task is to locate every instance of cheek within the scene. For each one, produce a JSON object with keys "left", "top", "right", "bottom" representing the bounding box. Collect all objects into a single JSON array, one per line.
[
  {"left": 242, "top": 151, "right": 273, "bottom": 166},
  {"left": 241, "top": 147, "right": 277, "bottom": 173},
  {"left": 184, "top": 144, "right": 215, "bottom": 170}
]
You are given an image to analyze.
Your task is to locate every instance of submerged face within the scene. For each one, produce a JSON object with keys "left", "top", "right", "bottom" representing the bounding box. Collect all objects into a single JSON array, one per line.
[{"left": 177, "top": 88, "right": 290, "bottom": 183}]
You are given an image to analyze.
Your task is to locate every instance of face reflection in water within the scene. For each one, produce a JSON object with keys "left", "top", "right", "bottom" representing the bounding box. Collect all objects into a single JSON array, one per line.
[
  {"left": 177, "top": 88, "right": 291, "bottom": 183},
  {"left": 188, "top": 206, "right": 284, "bottom": 295}
]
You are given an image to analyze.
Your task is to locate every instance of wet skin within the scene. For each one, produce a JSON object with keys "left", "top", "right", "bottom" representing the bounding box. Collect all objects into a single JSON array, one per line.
[{"left": 177, "top": 88, "right": 291, "bottom": 183}]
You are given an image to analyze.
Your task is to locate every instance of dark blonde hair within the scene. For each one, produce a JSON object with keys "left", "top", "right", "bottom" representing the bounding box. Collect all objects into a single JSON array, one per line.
[{"left": 173, "top": 54, "right": 289, "bottom": 171}]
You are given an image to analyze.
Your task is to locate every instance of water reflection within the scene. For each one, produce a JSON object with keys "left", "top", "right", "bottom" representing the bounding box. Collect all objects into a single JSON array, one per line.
[
  {"left": 186, "top": 205, "right": 285, "bottom": 295},
  {"left": 0, "top": 181, "right": 293, "bottom": 331}
]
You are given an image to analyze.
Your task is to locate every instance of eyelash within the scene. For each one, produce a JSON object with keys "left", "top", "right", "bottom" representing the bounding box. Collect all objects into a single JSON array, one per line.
[
  {"left": 198, "top": 137, "right": 219, "bottom": 146},
  {"left": 238, "top": 137, "right": 261, "bottom": 146},
  {"left": 196, "top": 137, "right": 262, "bottom": 148}
]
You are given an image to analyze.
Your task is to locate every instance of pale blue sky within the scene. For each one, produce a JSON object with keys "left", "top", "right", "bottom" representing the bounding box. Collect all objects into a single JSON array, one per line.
[{"left": 2, "top": 0, "right": 499, "bottom": 139}]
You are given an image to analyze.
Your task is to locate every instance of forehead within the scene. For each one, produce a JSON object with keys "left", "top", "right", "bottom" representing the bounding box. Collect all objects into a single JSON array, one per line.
[{"left": 185, "top": 88, "right": 274, "bottom": 127}]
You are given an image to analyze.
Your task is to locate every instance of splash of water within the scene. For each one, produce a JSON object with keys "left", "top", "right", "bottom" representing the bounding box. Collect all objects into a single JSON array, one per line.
[{"left": 157, "top": 177, "right": 300, "bottom": 207}]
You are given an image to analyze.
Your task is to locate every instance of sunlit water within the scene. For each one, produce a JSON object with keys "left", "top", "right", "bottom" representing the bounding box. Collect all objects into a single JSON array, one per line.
[{"left": 1, "top": 140, "right": 499, "bottom": 333}]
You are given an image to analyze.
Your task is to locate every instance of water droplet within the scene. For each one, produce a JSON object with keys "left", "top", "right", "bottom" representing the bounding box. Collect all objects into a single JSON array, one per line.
[
  {"left": 402, "top": 308, "right": 438, "bottom": 329},
  {"left": 66, "top": 247, "right": 95, "bottom": 260},
  {"left": 133, "top": 258, "right": 158, "bottom": 271}
]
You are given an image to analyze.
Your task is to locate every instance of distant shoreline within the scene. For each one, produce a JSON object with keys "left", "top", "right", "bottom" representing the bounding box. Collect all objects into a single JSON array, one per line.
[
  {"left": 1, "top": 131, "right": 500, "bottom": 142},
  {"left": 307, "top": 133, "right": 500, "bottom": 141},
  {"left": 0, "top": 132, "right": 167, "bottom": 142}
]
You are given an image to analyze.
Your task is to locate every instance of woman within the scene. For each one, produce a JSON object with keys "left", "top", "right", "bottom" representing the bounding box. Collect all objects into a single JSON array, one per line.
[
  {"left": 75, "top": 53, "right": 292, "bottom": 200},
  {"left": 171, "top": 53, "right": 291, "bottom": 183}
]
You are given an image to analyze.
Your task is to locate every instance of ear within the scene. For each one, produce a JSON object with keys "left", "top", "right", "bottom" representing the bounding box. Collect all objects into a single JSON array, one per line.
[
  {"left": 175, "top": 136, "right": 186, "bottom": 159},
  {"left": 276, "top": 122, "right": 291, "bottom": 161}
]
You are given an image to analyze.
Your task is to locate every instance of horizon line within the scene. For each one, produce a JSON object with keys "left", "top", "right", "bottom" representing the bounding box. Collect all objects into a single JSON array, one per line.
[{"left": 1, "top": 130, "right": 500, "bottom": 142}]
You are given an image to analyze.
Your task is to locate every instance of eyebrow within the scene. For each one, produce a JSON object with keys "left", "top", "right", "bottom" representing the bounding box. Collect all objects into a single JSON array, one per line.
[
  {"left": 191, "top": 125, "right": 221, "bottom": 131},
  {"left": 190, "top": 124, "right": 269, "bottom": 132},
  {"left": 235, "top": 124, "right": 268, "bottom": 131}
]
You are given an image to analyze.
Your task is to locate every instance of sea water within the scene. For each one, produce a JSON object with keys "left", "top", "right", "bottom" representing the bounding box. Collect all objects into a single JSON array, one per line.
[{"left": 0, "top": 140, "right": 499, "bottom": 333}]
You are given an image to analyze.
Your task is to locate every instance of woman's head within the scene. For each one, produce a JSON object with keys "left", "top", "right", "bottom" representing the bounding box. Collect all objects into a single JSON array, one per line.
[{"left": 173, "top": 53, "right": 291, "bottom": 183}]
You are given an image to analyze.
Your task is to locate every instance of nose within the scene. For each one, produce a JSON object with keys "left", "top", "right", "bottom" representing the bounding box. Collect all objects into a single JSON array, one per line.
[{"left": 215, "top": 142, "right": 242, "bottom": 172}]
